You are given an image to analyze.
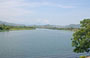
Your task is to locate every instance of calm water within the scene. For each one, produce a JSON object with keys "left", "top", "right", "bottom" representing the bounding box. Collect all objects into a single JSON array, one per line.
[{"left": 0, "top": 29, "right": 86, "bottom": 58}]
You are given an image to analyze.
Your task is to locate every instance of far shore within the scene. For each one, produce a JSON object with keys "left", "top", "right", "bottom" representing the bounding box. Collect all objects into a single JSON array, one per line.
[
  {"left": 87, "top": 56, "right": 90, "bottom": 58},
  {"left": 0, "top": 28, "right": 79, "bottom": 32}
]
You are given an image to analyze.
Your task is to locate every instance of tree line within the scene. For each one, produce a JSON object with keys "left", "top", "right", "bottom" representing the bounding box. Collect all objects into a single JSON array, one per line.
[{"left": 0, "top": 24, "right": 36, "bottom": 31}]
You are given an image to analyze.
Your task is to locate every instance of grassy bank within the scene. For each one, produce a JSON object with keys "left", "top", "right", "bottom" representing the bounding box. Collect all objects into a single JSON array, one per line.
[
  {"left": 0, "top": 24, "right": 36, "bottom": 32},
  {"left": 10, "top": 27, "right": 36, "bottom": 31}
]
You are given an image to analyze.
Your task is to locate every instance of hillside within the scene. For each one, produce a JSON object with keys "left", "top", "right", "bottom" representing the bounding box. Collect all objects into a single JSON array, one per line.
[
  {"left": 0, "top": 21, "right": 80, "bottom": 29},
  {"left": 0, "top": 21, "right": 24, "bottom": 26},
  {"left": 35, "top": 24, "right": 80, "bottom": 29}
]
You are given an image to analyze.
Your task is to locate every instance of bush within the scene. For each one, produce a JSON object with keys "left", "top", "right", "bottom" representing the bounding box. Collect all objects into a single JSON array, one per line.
[{"left": 80, "top": 56, "right": 86, "bottom": 58}]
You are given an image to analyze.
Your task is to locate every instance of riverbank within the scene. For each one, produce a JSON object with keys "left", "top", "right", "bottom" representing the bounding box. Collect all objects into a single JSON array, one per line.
[
  {"left": 42, "top": 28, "right": 79, "bottom": 31},
  {"left": 9, "top": 27, "right": 36, "bottom": 31},
  {"left": 0, "top": 28, "right": 78, "bottom": 32},
  {"left": 0, "top": 24, "right": 36, "bottom": 32},
  {"left": 0, "top": 28, "right": 36, "bottom": 32},
  {"left": 0, "top": 27, "right": 36, "bottom": 32}
]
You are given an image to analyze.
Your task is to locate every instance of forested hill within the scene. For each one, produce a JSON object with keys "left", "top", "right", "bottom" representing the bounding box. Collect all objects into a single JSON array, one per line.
[
  {"left": 34, "top": 24, "right": 80, "bottom": 29},
  {"left": 0, "top": 21, "right": 36, "bottom": 31},
  {"left": 65, "top": 24, "right": 80, "bottom": 28},
  {"left": 0, "top": 21, "right": 80, "bottom": 28},
  {"left": 0, "top": 20, "right": 80, "bottom": 31},
  {"left": 0, "top": 21, "right": 24, "bottom": 26}
]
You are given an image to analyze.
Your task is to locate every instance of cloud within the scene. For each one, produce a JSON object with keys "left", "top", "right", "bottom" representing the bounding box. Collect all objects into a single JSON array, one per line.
[
  {"left": 19, "top": 2, "right": 74, "bottom": 8},
  {"left": 37, "top": 19, "right": 50, "bottom": 25},
  {"left": 0, "top": 0, "right": 74, "bottom": 8},
  {"left": 55, "top": 4, "right": 74, "bottom": 8},
  {"left": 43, "top": 19, "right": 50, "bottom": 24},
  {"left": 0, "top": 0, "right": 33, "bottom": 22},
  {"left": 0, "top": 0, "right": 75, "bottom": 24}
]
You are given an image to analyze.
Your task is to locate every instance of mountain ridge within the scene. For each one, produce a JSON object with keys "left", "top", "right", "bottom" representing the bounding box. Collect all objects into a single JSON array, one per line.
[
  {"left": 0, "top": 21, "right": 80, "bottom": 28},
  {"left": 0, "top": 21, "right": 24, "bottom": 26}
]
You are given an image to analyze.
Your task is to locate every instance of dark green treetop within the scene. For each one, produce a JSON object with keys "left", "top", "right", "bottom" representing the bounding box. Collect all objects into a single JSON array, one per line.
[{"left": 72, "top": 19, "right": 90, "bottom": 53}]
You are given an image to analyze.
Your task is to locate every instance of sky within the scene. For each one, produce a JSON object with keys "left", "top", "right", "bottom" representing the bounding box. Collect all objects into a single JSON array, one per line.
[{"left": 0, "top": 0, "right": 90, "bottom": 25}]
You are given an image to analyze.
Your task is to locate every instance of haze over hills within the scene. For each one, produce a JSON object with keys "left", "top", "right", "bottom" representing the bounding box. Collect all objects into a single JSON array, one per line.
[
  {"left": 0, "top": 20, "right": 80, "bottom": 28},
  {"left": 64, "top": 24, "right": 80, "bottom": 28},
  {"left": 34, "top": 24, "right": 80, "bottom": 29},
  {"left": 0, "top": 21, "right": 25, "bottom": 26}
]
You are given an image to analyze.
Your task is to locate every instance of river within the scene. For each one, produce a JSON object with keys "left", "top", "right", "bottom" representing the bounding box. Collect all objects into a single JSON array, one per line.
[{"left": 0, "top": 29, "right": 87, "bottom": 58}]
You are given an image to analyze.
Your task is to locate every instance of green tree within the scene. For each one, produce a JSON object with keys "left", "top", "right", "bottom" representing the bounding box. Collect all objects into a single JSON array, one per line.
[
  {"left": 72, "top": 19, "right": 90, "bottom": 53},
  {"left": 0, "top": 24, "right": 10, "bottom": 31}
]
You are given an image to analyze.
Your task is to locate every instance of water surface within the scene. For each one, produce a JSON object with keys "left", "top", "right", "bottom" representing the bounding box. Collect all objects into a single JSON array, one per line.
[{"left": 0, "top": 29, "right": 86, "bottom": 58}]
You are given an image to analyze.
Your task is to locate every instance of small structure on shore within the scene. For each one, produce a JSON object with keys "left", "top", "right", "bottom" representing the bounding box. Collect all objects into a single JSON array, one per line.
[{"left": 87, "top": 56, "right": 90, "bottom": 58}]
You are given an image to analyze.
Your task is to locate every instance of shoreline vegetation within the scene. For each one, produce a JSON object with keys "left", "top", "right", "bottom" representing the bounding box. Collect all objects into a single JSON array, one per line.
[
  {"left": 0, "top": 21, "right": 80, "bottom": 32},
  {"left": 43, "top": 28, "right": 79, "bottom": 31},
  {"left": 36, "top": 26, "right": 79, "bottom": 31},
  {"left": 0, "top": 24, "right": 36, "bottom": 32},
  {"left": 0, "top": 24, "right": 79, "bottom": 32}
]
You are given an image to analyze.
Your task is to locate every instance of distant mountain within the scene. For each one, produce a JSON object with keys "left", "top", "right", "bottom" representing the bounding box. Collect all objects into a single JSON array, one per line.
[
  {"left": 64, "top": 24, "right": 80, "bottom": 28},
  {"left": 0, "top": 21, "right": 24, "bottom": 26},
  {"left": 0, "top": 21, "right": 81, "bottom": 28},
  {"left": 35, "top": 24, "right": 80, "bottom": 29}
]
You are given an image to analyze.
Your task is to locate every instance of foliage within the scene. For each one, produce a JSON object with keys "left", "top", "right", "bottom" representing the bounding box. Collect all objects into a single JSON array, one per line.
[
  {"left": 72, "top": 19, "right": 90, "bottom": 53},
  {"left": 80, "top": 56, "right": 86, "bottom": 58},
  {"left": 0, "top": 24, "right": 10, "bottom": 30},
  {"left": 0, "top": 24, "right": 36, "bottom": 31}
]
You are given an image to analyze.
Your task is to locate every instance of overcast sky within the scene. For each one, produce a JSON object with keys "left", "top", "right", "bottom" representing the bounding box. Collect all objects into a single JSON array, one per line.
[{"left": 0, "top": 0, "right": 90, "bottom": 25}]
